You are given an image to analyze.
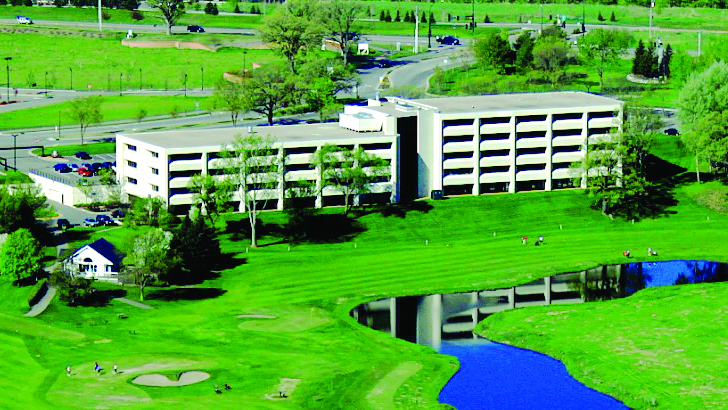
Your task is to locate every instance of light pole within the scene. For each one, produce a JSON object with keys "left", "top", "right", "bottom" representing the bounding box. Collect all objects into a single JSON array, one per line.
[
  {"left": 119, "top": 72, "right": 122, "bottom": 96},
  {"left": 427, "top": 3, "right": 433, "bottom": 49},
  {"left": 200, "top": 66, "right": 204, "bottom": 91},
  {"left": 139, "top": 68, "right": 142, "bottom": 90},
  {"left": 12, "top": 132, "right": 22, "bottom": 170},
  {"left": 183, "top": 73, "right": 188, "bottom": 97},
  {"left": 243, "top": 51, "right": 247, "bottom": 77},
  {"left": 69, "top": 67, "right": 73, "bottom": 90},
  {"left": 44, "top": 71, "right": 48, "bottom": 91},
  {"left": 4, "top": 57, "right": 10, "bottom": 103},
  {"left": 649, "top": 1, "right": 654, "bottom": 38}
]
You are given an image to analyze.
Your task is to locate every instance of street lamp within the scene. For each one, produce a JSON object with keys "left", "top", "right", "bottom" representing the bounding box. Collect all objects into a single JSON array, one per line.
[
  {"left": 44, "top": 71, "right": 48, "bottom": 91},
  {"left": 12, "top": 132, "right": 23, "bottom": 170},
  {"left": 69, "top": 67, "right": 73, "bottom": 90},
  {"left": 4, "top": 57, "right": 11, "bottom": 103},
  {"left": 119, "top": 72, "right": 123, "bottom": 96},
  {"left": 200, "top": 66, "right": 204, "bottom": 91},
  {"left": 243, "top": 51, "right": 247, "bottom": 77},
  {"left": 139, "top": 68, "right": 142, "bottom": 90},
  {"left": 183, "top": 73, "right": 188, "bottom": 97},
  {"left": 649, "top": 0, "right": 654, "bottom": 38}
]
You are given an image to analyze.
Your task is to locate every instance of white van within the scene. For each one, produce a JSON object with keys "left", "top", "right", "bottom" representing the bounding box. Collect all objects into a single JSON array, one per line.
[{"left": 16, "top": 16, "right": 33, "bottom": 25}]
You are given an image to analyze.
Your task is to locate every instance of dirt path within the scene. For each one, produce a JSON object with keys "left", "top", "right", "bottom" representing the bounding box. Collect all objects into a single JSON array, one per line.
[
  {"left": 112, "top": 297, "right": 153, "bottom": 310},
  {"left": 366, "top": 361, "right": 423, "bottom": 410}
]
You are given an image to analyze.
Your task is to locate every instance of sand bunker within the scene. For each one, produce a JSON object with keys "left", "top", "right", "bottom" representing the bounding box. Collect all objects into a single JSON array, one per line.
[
  {"left": 132, "top": 371, "right": 210, "bottom": 387},
  {"left": 264, "top": 378, "right": 300, "bottom": 400},
  {"left": 236, "top": 314, "right": 277, "bottom": 319}
]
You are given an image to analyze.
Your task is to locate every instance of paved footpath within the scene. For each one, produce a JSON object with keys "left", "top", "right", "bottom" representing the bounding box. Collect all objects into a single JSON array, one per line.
[
  {"left": 112, "top": 297, "right": 153, "bottom": 310},
  {"left": 24, "top": 285, "right": 57, "bottom": 317}
]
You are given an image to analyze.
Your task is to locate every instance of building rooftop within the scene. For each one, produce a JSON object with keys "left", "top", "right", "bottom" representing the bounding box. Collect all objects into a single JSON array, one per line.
[
  {"left": 117, "top": 122, "right": 392, "bottom": 150},
  {"left": 377, "top": 92, "right": 622, "bottom": 115}
]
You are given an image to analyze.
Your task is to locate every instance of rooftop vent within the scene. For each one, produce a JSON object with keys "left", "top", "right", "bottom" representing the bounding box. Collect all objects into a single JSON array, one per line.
[
  {"left": 395, "top": 103, "right": 418, "bottom": 112},
  {"left": 339, "top": 112, "right": 382, "bottom": 132}
]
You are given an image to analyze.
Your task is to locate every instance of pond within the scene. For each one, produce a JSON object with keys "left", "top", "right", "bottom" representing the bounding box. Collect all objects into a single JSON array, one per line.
[{"left": 353, "top": 260, "right": 728, "bottom": 409}]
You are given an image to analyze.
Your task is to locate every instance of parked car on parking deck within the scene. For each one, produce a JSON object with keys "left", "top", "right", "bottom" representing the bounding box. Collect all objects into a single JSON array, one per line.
[
  {"left": 75, "top": 152, "right": 91, "bottom": 160},
  {"left": 82, "top": 218, "right": 99, "bottom": 227},
  {"left": 53, "top": 164, "right": 71, "bottom": 173},
  {"left": 78, "top": 168, "right": 93, "bottom": 177},
  {"left": 70, "top": 163, "right": 80, "bottom": 170},
  {"left": 96, "top": 215, "right": 114, "bottom": 225}
]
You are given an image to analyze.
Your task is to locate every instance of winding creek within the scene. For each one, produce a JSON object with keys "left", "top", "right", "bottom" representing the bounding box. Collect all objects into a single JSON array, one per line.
[{"left": 353, "top": 261, "right": 728, "bottom": 409}]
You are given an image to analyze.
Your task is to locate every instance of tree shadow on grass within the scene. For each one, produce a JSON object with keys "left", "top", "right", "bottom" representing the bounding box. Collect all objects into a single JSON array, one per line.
[
  {"left": 378, "top": 201, "right": 434, "bottom": 218},
  {"left": 145, "top": 287, "right": 227, "bottom": 301},
  {"left": 286, "top": 213, "right": 365, "bottom": 244}
]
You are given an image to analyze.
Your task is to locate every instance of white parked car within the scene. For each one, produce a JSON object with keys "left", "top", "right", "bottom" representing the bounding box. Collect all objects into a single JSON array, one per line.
[{"left": 16, "top": 16, "right": 33, "bottom": 24}]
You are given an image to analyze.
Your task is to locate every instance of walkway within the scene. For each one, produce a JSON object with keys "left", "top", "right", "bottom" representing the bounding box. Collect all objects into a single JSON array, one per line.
[
  {"left": 24, "top": 285, "right": 57, "bottom": 317},
  {"left": 112, "top": 297, "right": 153, "bottom": 310}
]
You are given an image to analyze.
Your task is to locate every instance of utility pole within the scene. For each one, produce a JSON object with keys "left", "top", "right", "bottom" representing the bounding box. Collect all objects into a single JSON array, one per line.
[
  {"left": 139, "top": 68, "right": 142, "bottom": 90},
  {"left": 649, "top": 1, "right": 653, "bottom": 37},
  {"left": 471, "top": 0, "right": 475, "bottom": 32},
  {"left": 4, "top": 57, "right": 10, "bottom": 103},
  {"left": 98, "top": 0, "right": 102, "bottom": 32},
  {"left": 69, "top": 67, "right": 73, "bottom": 90},
  {"left": 200, "top": 66, "right": 204, "bottom": 91},
  {"left": 184, "top": 73, "right": 188, "bottom": 97},
  {"left": 414, "top": 7, "right": 420, "bottom": 52},
  {"left": 119, "top": 73, "right": 122, "bottom": 96}
]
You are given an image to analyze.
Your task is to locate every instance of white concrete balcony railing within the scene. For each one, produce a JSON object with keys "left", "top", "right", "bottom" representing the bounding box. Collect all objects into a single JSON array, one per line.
[
  {"left": 516, "top": 137, "right": 547, "bottom": 149},
  {"left": 443, "top": 124, "right": 476, "bottom": 137},
  {"left": 443, "top": 141, "right": 476, "bottom": 153},
  {"left": 479, "top": 156, "right": 510, "bottom": 167},
  {"left": 231, "top": 189, "right": 279, "bottom": 202},
  {"left": 552, "top": 168, "right": 580, "bottom": 179},
  {"left": 552, "top": 119, "right": 584, "bottom": 131},
  {"left": 480, "top": 139, "right": 511, "bottom": 151},
  {"left": 588, "top": 117, "right": 618, "bottom": 129},
  {"left": 443, "top": 158, "right": 474, "bottom": 170},
  {"left": 285, "top": 153, "right": 314, "bottom": 165},
  {"left": 516, "top": 170, "right": 547, "bottom": 181},
  {"left": 443, "top": 174, "right": 474, "bottom": 185},
  {"left": 284, "top": 169, "right": 317, "bottom": 181},
  {"left": 479, "top": 172, "right": 510, "bottom": 183},
  {"left": 169, "top": 159, "right": 203, "bottom": 172},
  {"left": 516, "top": 121, "right": 547, "bottom": 133},
  {"left": 552, "top": 151, "right": 583, "bottom": 163},
  {"left": 552, "top": 135, "right": 584, "bottom": 147},
  {"left": 365, "top": 149, "right": 392, "bottom": 160},
  {"left": 169, "top": 176, "right": 192, "bottom": 188},
  {"left": 479, "top": 123, "right": 511, "bottom": 134},
  {"left": 367, "top": 182, "right": 393, "bottom": 193},
  {"left": 169, "top": 193, "right": 195, "bottom": 205},
  {"left": 516, "top": 153, "right": 547, "bottom": 165}
]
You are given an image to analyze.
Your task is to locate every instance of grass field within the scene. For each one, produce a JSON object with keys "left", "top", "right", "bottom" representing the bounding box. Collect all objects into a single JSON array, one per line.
[
  {"left": 31, "top": 142, "right": 116, "bottom": 157},
  {"left": 2, "top": 29, "right": 282, "bottom": 91},
  {"left": 3, "top": 129, "right": 728, "bottom": 408},
  {"left": 1, "top": 96, "right": 211, "bottom": 130}
]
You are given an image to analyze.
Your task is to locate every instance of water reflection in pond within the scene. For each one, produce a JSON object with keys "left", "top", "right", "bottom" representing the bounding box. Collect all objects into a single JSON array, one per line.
[{"left": 353, "top": 261, "right": 728, "bottom": 410}]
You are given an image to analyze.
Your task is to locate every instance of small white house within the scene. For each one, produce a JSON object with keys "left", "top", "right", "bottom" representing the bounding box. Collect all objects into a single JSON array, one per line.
[{"left": 64, "top": 239, "right": 122, "bottom": 282}]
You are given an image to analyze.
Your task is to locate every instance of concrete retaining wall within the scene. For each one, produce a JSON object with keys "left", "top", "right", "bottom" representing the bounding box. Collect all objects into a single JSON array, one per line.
[{"left": 121, "top": 40, "right": 217, "bottom": 52}]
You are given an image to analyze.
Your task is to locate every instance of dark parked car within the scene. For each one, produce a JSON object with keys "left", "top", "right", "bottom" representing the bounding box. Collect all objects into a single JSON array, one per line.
[
  {"left": 664, "top": 128, "right": 679, "bottom": 136},
  {"left": 82, "top": 218, "right": 99, "bottom": 227},
  {"left": 436, "top": 36, "right": 460, "bottom": 45},
  {"left": 57, "top": 218, "right": 71, "bottom": 230},
  {"left": 53, "top": 164, "right": 71, "bottom": 173},
  {"left": 187, "top": 25, "right": 205, "bottom": 33},
  {"left": 96, "top": 215, "right": 114, "bottom": 226},
  {"left": 75, "top": 152, "right": 91, "bottom": 160}
]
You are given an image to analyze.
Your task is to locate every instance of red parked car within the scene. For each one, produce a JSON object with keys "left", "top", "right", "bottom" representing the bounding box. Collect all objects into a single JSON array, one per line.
[{"left": 78, "top": 168, "right": 93, "bottom": 177}]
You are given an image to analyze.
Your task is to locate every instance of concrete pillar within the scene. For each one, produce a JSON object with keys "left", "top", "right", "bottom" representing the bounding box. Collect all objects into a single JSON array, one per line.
[
  {"left": 473, "top": 118, "right": 481, "bottom": 195},
  {"left": 201, "top": 152, "right": 209, "bottom": 176},
  {"left": 544, "top": 275, "right": 552, "bottom": 305},
  {"left": 389, "top": 297, "right": 397, "bottom": 338},
  {"left": 315, "top": 145, "right": 323, "bottom": 208},
  {"left": 277, "top": 148, "right": 285, "bottom": 211},
  {"left": 509, "top": 116, "right": 517, "bottom": 193},
  {"left": 390, "top": 135, "right": 400, "bottom": 204},
  {"left": 508, "top": 287, "right": 516, "bottom": 309},
  {"left": 471, "top": 291, "right": 478, "bottom": 339},
  {"left": 545, "top": 113, "right": 553, "bottom": 191},
  {"left": 581, "top": 112, "right": 589, "bottom": 189},
  {"left": 353, "top": 144, "right": 361, "bottom": 207}
]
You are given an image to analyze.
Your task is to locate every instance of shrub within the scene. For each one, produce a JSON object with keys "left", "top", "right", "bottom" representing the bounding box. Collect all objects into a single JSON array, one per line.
[
  {"left": 204, "top": 2, "right": 214, "bottom": 14},
  {"left": 212, "top": 3, "right": 218, "bottom": 15},
  {"left": 131, "top": 10, "right": 143, "bottom": 20},
  {"left": 135, "top": 107, "right": 148, "bottom": 122},
  {"left": 0, "top": 0, "right": 7, "bottom": 6},
  {"left": 23, "top": 0, "right": 32, "bottom": 6},
  {"left": 102, "top": 11, "right": 111, "bottom": 20},
  {"left": 54, "top": 0, "right": 69, "bottom": 6}
]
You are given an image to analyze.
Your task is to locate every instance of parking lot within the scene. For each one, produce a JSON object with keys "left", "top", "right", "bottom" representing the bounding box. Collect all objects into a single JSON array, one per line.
[{"left": 50, "top": 153, "right": 116, "bottom": 185}]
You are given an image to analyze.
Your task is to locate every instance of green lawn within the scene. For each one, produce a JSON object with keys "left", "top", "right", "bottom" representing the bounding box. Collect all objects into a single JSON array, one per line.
[
  {"left": 2, "top": 29, "right": 282, "bottom": 91},
  {"left": 2, "top": 96, "right": 211, "bottom": 131},
  {"left": 31, "top": 142, "right": 115, "bottom": 157},
  {"left": 3, "top": 128, "right": 728, "bottom": 408}
]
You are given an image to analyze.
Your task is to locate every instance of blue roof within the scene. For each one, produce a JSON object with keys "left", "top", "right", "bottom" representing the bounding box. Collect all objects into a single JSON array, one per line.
[{"left": 86, "top": 238, "right": 121, "bottom": 266}]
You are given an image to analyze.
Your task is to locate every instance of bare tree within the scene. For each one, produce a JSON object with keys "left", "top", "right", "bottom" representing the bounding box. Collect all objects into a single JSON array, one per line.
[
  {"left": 148, "top": 0, "right": 185, "bottom": 35},
  {"left": 213, "top": 81, "right": 247, "bottom": 126},
  {"left": 221, "top": 134, "right": 280, "bottom": 248}
]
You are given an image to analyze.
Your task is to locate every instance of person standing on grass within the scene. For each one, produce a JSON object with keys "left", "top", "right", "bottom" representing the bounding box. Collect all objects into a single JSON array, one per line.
[
  {"left": 67, "top": 365, "right": 71, "bottom": 377},
  {"left": 94, "top": 362, "right": 101, "bottom": 375}
]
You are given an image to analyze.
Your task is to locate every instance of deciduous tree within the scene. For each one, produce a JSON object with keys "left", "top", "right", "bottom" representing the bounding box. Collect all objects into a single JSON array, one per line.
[
  {"left": 0, "top": 185, "right": 48, "bottom": 237},
  {"left": 168, "top": 216, "right": 221, "bottom": 283},
  {"left": 221, "top": 134, "right": 280, "bottom": 248},
  {"left": 320, "top": 0, "right": 360, "bottom": 66},
  {"left": 67, "top": 96, "right": 103, "bottom": 145},
  {"left": 127, "top": 197, "right": 175, "bottom": 228},
  {"left": 313, "top": 145, "right": 389, "bottom": 215},
  {"left": 577, "top": 29, "right": 630, "bottom": 92},
  {"left": 242, "top": 66, "right": 299, "bottom": 125},
  {"left": 213, "top": 81, "right": 247, "bottom": 126},
  {"left": 259, "top": 0, "right": 323, "bottom": 74},
  {"left": 472, "top": 32, "right": 514, "bottom": 73},
  {"left": 148, "top": 0, "right": 185, "bottom": 35},
  {"left": 0, "top": 228, "right": 42, "bottom": 284},
  {"left": 188, "top": 174, "right": 231, "bottom": 225},
  {"left": 123, "top": 228, "right": 175, "bottom": 298}
]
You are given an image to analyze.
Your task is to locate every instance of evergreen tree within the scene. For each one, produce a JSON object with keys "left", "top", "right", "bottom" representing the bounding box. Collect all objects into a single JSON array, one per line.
[
  {"left": 429, "top": 12, "right": 435, "bottom": 24},
  {"left": 484, "top": 14, "right": 491, "bottom": 23},
  {"left": 632, "top": 39, "right": 646, "bottom": 76},
  {"left": 234, "top": 4, "right": 240, "bottom": 13},
  {"left": 421, "top": 11, "right": 427, "bottom": 23},
  {"left": 597, "top": 12, "right": 605, "bottom": 21},
  {"left": 661, "top": 44, "right": 673, "bottom": 78},
  {"left": 610, "top": 11, "right": 616, "bottom": 22},
  {"left": 385, "top": 10, "right": 391, "bottom": 22},
  {"left": 403, "top": 10, "right": 410, "bottom": 22},
  {"left": 394, "top": 9, "right": 400, "bottom": 22},
  {"left": 514, "top": 31, "right": 535, "bottom": 72},
  {"left": 379, "top": 10, "right": 385, "bottom": 21},
  {"left": 645, "top": 42, "right": 659, "bottom": 78},
  {"left": 168, "top": 217, "right": 221, "bottom": 284}
]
